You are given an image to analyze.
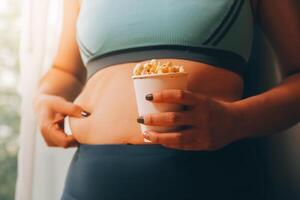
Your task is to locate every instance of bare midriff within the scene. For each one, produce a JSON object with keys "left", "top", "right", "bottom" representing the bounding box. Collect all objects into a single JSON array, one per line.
[{"left": 68, "top": 59, "right": 244, "bottom": 145}]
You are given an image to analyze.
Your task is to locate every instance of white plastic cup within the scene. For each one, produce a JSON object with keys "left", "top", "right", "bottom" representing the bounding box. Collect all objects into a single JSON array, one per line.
[{"left": 132, "top": 72, "right": 189, "bottom": 142}]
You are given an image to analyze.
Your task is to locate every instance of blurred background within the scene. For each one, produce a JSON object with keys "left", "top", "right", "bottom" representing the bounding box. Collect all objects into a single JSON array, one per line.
[
  {"left": 0, "top": 1, "right": 299, "bottom": 200},
  {"left": 0, "top": 0, "right": 20, "bottom": 199},
  {"left": 0, "top": 1, "right": 75, "bottom": 200}
]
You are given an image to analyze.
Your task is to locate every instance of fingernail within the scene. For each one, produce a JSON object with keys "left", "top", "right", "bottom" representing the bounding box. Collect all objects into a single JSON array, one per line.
[
  {"left": 137, "top": 116, "right": 144, "bottom": 124},
  {"left": 81, "top": 110, "right": 90, "bottom": 117},
  {"left": 143, "top": 131, "right": 150, "bottom": 139},
  {"left": 145, "top": 93, "right": 153, "bottom": 101}
]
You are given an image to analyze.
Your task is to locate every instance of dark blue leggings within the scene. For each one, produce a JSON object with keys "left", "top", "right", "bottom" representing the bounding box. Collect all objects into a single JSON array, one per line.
[{"left": 61, "top": 141, "right": 266, "bottom": 200}]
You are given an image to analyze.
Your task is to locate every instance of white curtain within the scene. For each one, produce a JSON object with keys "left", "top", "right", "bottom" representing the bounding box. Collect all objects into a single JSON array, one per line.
[{"left": 15, "top": 1, "right": 75, "bottom": 200}]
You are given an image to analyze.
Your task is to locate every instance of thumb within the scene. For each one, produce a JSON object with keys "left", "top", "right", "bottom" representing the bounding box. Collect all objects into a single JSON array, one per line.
[{"left": 52, "top": 98, "right": 90, "bottom": 118}]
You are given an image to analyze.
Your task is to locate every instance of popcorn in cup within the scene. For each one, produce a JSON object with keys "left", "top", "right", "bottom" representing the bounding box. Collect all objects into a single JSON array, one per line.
[{"left": 132, "top": 59, "right": 189, "bottom": 142}]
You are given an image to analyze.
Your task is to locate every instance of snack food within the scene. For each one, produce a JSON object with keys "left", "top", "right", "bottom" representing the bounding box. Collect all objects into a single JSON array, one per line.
[
  {"left": 133, "top": 59, "right": 185, "bottom": 76},
  {"left": 131, "top": 59, "right": 188, "bottom": 142}
]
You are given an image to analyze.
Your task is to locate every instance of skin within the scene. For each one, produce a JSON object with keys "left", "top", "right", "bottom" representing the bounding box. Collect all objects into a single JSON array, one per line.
[{"left": 34, "top": 0, "right": 299, "bottom": 150}]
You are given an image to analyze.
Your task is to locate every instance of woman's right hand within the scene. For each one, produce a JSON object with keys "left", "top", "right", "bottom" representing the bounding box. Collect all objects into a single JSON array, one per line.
[{"left": 34, "top": 94, "right": 89, "bottom": 148}]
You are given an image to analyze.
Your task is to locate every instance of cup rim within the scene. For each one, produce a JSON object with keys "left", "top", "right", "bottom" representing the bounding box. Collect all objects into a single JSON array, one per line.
[{"left": 131, "top": 72, "right": 188, "bottom": 79}]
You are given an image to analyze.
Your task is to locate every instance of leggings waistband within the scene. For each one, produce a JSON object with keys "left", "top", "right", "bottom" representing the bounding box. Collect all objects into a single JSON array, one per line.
[
  {"left": 77, "top": 142, "right": 252, "bottom": 158},
  {"left": 78, "top": 143, "right": 189, "bottom": 156}
]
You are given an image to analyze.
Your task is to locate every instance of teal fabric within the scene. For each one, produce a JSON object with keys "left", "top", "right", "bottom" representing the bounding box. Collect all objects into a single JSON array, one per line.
[
  {"left": 61, "top": 142, "right": 266, "bottom": 200},
  {"left": 76, "top": 0, "right": 253, "bottom": 72}
]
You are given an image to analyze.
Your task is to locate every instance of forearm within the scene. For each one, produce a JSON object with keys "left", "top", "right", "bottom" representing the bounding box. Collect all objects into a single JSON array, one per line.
[
  {"left": 233, "top": 72, "right": 300, "bottom": 140},
  {"left": 35, "top": 67, "right": 85, "bottom": 102}
]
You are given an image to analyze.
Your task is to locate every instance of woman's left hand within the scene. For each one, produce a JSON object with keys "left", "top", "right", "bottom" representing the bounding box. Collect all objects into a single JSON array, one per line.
[{"left": 138, "top": 89, "right": 242, "bottom": 151}]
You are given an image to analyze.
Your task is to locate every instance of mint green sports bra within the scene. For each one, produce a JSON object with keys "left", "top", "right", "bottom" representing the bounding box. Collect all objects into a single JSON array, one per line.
[{"left": 77, "top": 0, "right": 253, "bottom": 79}]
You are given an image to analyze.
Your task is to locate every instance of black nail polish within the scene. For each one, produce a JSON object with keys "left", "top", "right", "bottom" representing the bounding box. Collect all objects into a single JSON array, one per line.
[
  {"left": 145, "top": 94, "right": 153, "bottom": 101},
  {"left": 137, "top": 116, "right": 144, "bottom": 124},
  {"left": 81, "top": 111, "right": 90, "bottom": 117}
]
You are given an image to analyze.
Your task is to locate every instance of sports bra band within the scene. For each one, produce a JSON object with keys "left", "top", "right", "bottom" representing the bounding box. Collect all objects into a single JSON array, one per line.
[{"left": 86, "top": 45, "right": 246, "bottom": 79}]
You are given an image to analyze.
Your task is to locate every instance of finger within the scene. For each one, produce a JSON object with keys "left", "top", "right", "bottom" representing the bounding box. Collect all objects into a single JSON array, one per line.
[
  {"left": 50, "top": 98, "right": 88, "bottom": 118},
  {"left": 141, "top": 111, "right": 194, "bottom": 126},
  {"left": 48, "top": 123, "right": 78, "bottom": 148},
  {"left": 40, "top": 121, "right": 58, "bottom": 147},
  {"left": 143, "top": 128, "right": 194, "bottom": 148},
  {"left": 53, "top": 113, "right": 65, "bottom": 126},
  {"left": 146, "top": 89, "right": 198, "bottom": 106},
  {"left": 43, "top": 136, "right": 58, "bottom": 147}
]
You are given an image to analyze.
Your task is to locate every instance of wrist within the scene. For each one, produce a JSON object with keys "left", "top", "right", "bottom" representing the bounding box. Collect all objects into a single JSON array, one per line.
[{"left": 228, "top": 100, "right": 251, "bottom": 142}]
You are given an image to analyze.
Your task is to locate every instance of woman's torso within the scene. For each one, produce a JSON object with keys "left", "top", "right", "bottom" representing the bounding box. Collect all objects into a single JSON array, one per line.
[
  {"left": 69, "top": 0, "right": 254, "bottom": 144},
  {"left": 69, "top": 59, "right": 244, "bottom": 144}
]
